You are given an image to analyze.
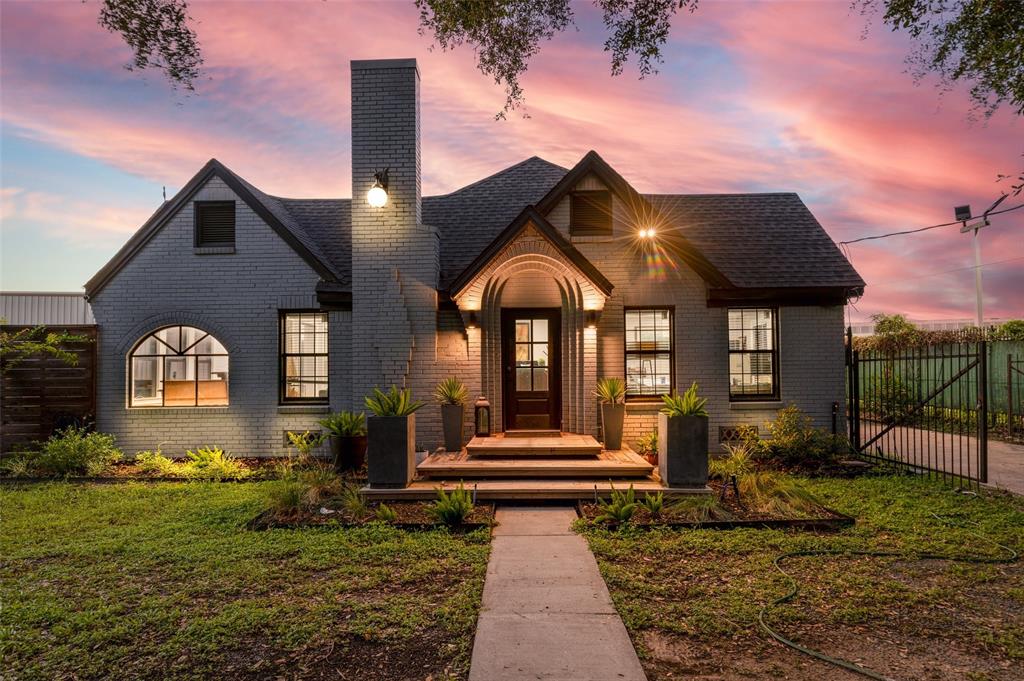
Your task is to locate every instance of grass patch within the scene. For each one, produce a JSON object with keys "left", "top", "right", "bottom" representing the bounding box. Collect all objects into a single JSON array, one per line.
[
  {"left": 579, "top": 475, "right": 1024, "bottom": 680},
  {"left": 0, "top": 482, "right": 489, "bottom": 680}
]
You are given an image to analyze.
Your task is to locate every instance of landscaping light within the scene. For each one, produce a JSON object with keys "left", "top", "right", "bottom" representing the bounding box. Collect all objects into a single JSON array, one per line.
[
  {"left": 367, "top": 168, "right": 389, "bottom": 208},
  {"left": 474, "top": 396, "right": 491, "bottom": 437}
]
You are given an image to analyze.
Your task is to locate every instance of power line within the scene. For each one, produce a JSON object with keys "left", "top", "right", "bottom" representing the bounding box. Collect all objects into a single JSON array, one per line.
[
  {"left": 838, "top": 201, "right": 1023, "bottom": 245},
  {"left": 866, "top": 255, "right": 1024, "bottom": 288}
]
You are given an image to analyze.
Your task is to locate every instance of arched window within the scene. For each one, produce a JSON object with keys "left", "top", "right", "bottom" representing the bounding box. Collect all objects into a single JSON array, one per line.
[{"left": 129, "top": 326, "right": 229, "bottom": 407}]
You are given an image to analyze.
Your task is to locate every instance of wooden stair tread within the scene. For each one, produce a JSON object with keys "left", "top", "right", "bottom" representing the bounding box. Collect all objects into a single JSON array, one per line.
[
  {"left": 362, "top": 478, "right": 711, "bottom": 501},
  {"left": 466, "top": 433, "right": 603, "bottom": 458},
  {"left": 418, "top": 449, "right": 653, "bottom": 479}
]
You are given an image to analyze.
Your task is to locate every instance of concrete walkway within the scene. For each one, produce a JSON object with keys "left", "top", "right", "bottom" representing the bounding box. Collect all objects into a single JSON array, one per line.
[{"left": 469, "top": 506, "right": 647, "bottom": 681}]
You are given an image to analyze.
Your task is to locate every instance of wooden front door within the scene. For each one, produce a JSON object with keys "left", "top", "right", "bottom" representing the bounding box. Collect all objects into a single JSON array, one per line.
[{"left": 502, "top": 309, "right": 561, "bottom": 431}]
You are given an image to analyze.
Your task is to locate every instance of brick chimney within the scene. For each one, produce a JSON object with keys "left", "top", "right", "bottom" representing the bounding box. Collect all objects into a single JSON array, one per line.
[{"left": 349, "top": 59, "right": 440, "bottom": 421}]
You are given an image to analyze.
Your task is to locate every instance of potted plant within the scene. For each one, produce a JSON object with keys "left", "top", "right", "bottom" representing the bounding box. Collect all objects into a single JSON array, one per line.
[
  {"left": 434, "top": 377, "right": 468, "bottom": 452},
  {"left": 364, "top": 386, "right": 424, "bottom": 488},
  {"left": 594, "top": 377, "right": 626, "bottom": 450},
  {"left": 318, "top": 411, "right": 367, "bottom": 473},
  {"left": 657, "top": 382, "right": 709, "bottom": 487}
]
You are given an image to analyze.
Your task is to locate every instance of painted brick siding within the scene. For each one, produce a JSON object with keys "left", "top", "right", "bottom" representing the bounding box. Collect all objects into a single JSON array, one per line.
[
  {"left": 548, "top": 174, "right": 847, "bottom": 451},
  {"left": 90, "top": 177, "right": 353, "bottom": 457}
]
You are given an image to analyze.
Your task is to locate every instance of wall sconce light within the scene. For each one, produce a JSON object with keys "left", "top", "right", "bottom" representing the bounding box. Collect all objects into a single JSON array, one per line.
[
  {"left": 367, "top": 168, "right": 389, "bottom": 208},
  {"left": 585, "top": 309, "right": 601, "bottom": 328},
  {"left": 466, "top": 310, "right": 479, "bottom": 329},
  {"left": 638, "top": 227, "right": 657, "bottom": 239}
]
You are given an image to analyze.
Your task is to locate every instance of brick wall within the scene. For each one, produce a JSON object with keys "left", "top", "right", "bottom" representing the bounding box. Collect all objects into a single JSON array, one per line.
[{"left": 90, "top": 176, "right": 352, "bottom": 457}]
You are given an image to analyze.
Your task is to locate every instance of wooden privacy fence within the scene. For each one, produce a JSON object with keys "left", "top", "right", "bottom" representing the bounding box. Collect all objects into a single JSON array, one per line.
[{"left": 0, "top": 325, "right": 97, "bottom": 454}]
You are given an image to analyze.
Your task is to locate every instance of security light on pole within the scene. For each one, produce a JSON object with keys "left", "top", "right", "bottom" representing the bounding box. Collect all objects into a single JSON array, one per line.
[{"left": 956, "top": 194, "right": 1008, "bottom": 328}]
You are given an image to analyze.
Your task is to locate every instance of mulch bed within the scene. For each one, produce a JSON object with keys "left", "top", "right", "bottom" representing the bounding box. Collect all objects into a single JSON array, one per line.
[
  {"left": 247, "top": 502, "right": 496, "bottom": 531},
  {"left": 578, "top": 479, "right": 854, "bottom": 531}
]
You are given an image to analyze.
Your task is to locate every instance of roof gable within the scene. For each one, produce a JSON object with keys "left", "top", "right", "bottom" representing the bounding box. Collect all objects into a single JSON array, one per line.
[
  {"left": 84, "top": 159, "right": 340, "bottom": 298},
  {"left": 449, "top": 205, "right": 614, "bottom": 299},
  {"left": 535, "top": 151, "right": 733, "bottom": 288}
]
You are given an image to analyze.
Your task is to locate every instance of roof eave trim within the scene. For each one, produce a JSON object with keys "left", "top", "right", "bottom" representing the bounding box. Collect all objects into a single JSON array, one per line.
[
  {"left": 84, "top": 159, "right": 337, "bottom": 299},
  {"left": 448, "top": 205, "right": 614, "bottom": 299},
  {"left": 706, "top": 286, "right": 859, "bottom": 307}
]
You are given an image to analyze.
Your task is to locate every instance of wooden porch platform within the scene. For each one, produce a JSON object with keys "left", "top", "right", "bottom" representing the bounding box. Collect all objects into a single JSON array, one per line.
[
  {"left": 418, "top": 447, "right": 654, "bottom": 479},
  {"left": 466, "top": 433, "right": 603, "bottom": 457},
  {"left": 361, "top": 478, "right": 710, "bottom": 501}
]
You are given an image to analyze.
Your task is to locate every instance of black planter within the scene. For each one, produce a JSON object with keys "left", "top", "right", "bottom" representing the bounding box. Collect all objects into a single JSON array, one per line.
[
  {"left": 441, "top": 403, "right": 465, "bottom": 452},
  {"left": 600, "top": 403, "right": 625, "bottom": 451},
  {"left": 330, "top": 435, "right": 367, "bottom": 473},
  {"left": 657, "top": 413, "right": 709, "bottom": 487},
  {"left": 367, "top": 414, "right": 416, "bottom": 488}
]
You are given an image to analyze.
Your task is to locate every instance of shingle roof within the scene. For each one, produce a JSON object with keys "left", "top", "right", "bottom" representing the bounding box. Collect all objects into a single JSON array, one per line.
[
  {"left": 90, "top": 155, "right": 863, "bottom": 298},
  {"left": 645, "top": 194, "right": 865, "bottom": 289}
]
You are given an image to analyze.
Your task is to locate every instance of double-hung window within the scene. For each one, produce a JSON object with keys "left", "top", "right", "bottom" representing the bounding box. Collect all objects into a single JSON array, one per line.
[
  {"left": 728, "top": 308, "right": 779, "bottom": 400},
  {"left": 280, "top": 311, "right": 328, "bottom": 402},
  {"left": 624, "top": 307, "right": 673, "bottom": 398}
]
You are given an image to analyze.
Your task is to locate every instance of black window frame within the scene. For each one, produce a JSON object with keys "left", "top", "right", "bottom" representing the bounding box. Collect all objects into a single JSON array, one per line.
[
  {"left": 623, "top": 306, "right": 675, "bottom": 401},
  {"left": 194, "top": 201, "right": 236, "bottom": 247},
  {"left": 569, "top": 190, "right": 613, "bottom": 236},
  {"left": 279, "top": 310, "right": 329, "bottom": 404},
  {"left": 727, "top": 307, "right": 780, "bottom": 402},
  {"left": 127, "top": 325, "right": 230, "bottom": 408}
]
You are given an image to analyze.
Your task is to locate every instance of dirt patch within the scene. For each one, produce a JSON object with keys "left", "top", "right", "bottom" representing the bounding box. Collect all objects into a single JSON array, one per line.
[{"left": 638, "top": 627, "right": 1021, "bottom": 681}]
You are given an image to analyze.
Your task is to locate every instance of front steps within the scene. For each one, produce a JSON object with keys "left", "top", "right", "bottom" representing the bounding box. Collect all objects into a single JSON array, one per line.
[
  {"left": 467, "top": 433, "right": 603, "bottom": 457},
  {"left": 361, "top": 478, "right": 709, "bottom": 501},
  {"left": 418, "top": 448, "right": 654, "bottom": 479}
]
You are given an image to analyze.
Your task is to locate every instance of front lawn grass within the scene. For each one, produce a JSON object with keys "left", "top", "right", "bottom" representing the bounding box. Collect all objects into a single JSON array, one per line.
[
  {"left": 0, "top": 482, "right": 490, "bottom": 680},
  {"left": 580, "top": 475, "right": 1024, "bottom": 681}
]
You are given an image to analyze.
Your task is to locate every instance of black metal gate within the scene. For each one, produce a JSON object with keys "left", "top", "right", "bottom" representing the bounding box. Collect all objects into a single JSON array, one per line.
[
  {"left": 846, "top": 328, "right": 988, "bottom": 488},
  {"left": 1008, "top": 355, "right": 1024, "bottom": 442}
]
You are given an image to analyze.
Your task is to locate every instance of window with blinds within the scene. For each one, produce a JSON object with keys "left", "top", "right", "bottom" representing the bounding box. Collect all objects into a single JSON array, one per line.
[
  {"left": 569, "top": 190, "right": 612, "bottom": 235},
  {"left": 194, "top": 201, "right": 236, "bottom": 247},
  {"left": 728, "top": 307, "right": 779, "bottom": 400},
  {"left": 280, "top": 311, "right": 329, "bottom": 403},
  {"left": 624, "top": 307, "right": 673, "bottom": 398}
]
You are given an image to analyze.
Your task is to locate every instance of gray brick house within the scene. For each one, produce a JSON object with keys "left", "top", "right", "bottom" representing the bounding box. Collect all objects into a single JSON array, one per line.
[{"left": 85, "top": 58, "right": 864, "bottom": 465}]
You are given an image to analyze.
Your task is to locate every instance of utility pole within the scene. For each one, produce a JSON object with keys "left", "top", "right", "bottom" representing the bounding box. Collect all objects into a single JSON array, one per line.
[{"left": 956, "top": 195, "right": 1008, "bottom": 328}]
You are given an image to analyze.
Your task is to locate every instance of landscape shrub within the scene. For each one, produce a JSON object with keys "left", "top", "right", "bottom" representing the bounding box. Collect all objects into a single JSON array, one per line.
[
  {"left": 667, "top": 496, "right": 733, "bottom": 522},
  {"left": 639, "top": 491, "right": 664, "bottom": 518},
  {"left": 365, "top": 386, "right": 424, "bottom": 417},
  {"left": 736, "top": 470, "right": 822, "bottom": 516},
  {"left": 135, "top": 449, "right": 186, "bottom": 477},
  {"left": 184, "top": 446, "right": 247, "bottom": 480},
  {"left": 375, "top": 503, "right": 398, "bottom": 523},
  {"left": 743, "top": 405, "right": 844, "bottom": 472},
  {"left": 595, "top": 484, "right": 637, "bottom": 525},
  {"left": 708, "top": 442, "right": 755, "bottom": 480},
  {"left": 13, "top": 427, "right": 123, "bottom": 476},
  {"left": 429, "top": 483, "right": 474, "bottom": 526},
  {"left": 285, "top": 430, "right": 327, "bottom": 464}
]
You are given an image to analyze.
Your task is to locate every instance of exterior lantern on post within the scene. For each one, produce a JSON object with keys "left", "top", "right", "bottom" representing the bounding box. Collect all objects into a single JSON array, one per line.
[{"left": 474, "top": 396, "right": 491, "bottom": 437}]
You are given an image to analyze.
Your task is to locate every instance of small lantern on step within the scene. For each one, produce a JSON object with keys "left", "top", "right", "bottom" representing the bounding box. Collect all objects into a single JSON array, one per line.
[{"left": 474, "top": 396, "right": 491, "bottom": 437}]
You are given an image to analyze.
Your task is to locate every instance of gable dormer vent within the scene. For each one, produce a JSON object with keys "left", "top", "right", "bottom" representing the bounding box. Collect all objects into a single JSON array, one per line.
[
  {"left": 194, "top": 201, "right": 236, "bottom": 247},
  {"left": 570, "top": 190, "right": 612, "bottom": 235}
]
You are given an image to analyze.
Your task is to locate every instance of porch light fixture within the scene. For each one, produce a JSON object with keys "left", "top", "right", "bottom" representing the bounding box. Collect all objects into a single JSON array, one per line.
[
  {"left": 367, "top": 168, "right": 389, "bottom": 208},
  {"left": 466, "top": 310, "right": 479, "bottom": 329},
  {"left": 638, "top": 227, "right": 656, "bottom": 239},
  {"left": 585, "top": 309, "right": 601, "bottom": 328},
  {"left": 474, "top": 396, "right": 491, "bottom": 437}
]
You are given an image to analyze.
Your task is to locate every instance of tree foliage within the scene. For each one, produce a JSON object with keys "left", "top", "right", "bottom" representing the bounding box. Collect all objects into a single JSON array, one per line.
[
  {"left": 96, "top": 0, "right": 202, "bottom": 92},
  {"left": 0, "top": 325, "right": 89, "bottom": 375},
  {"left": 860, "top": 0, "right": 1024, "bottom": 118}
]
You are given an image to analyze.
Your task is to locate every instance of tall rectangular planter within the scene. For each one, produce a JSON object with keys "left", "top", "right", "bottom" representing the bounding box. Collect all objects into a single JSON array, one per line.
[
  {"left": 367, "top": 414, "right": 416, "bottom": 488},
  {"left": 658, "top": 413, "right": 709, "bottom": 487}
]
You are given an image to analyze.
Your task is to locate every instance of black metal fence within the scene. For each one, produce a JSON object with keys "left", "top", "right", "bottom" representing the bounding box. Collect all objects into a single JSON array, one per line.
[
  {"left": 846, "top": 328, "right": 988, "bottom": 488},
  {"left": 1008, "top": 355, "right": 1024, "bottom": 442}
]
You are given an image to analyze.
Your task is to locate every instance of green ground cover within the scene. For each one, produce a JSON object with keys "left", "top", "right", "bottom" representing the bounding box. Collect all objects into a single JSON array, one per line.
[
  {"left": 580, "top": 475, "right": 1024, "bottom": 680},
  {"left": 0, "top": 482, "right": 489, "bottom": 681}
]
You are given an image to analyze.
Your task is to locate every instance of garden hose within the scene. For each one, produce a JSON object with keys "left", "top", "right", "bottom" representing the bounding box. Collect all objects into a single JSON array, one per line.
[{"left": 757, "top": 512, "right": 1018, "bottom": 681}]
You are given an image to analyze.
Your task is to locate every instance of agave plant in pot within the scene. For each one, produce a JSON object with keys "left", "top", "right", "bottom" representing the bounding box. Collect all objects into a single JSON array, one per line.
[
  {"left": 318, "top": 411, "right": 367, "bottom": 473},
  {"left": 594, "top": 377, "right": 626, "bottom": 450},
  {"left": 657, "top": 382, "right": 710, "bottom": 487},
  {"left": 364, "top": 386, "right": 424, "bottom": 488},
  {"left": 434, "top": 377, "right": 468, "bottom": 453}
]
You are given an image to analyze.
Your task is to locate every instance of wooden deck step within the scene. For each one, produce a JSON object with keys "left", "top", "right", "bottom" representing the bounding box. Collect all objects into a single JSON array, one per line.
[
  {"left": 466, "top": 433, "right": 602, "bottom": 458},
  {"left": 418, "top": 449, "right": 654, "bottom": 479},
  {"left": 362, "top": 478, "right": 711, "bottom": 501},
  {"left": 503, "top": 429, "right": 561, "bottom": 438}
]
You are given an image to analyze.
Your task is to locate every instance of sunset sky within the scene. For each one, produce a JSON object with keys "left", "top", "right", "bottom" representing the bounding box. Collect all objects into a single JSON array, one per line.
[{"left": 1, "top": 0, "right": 1021, "bottom": 322}]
